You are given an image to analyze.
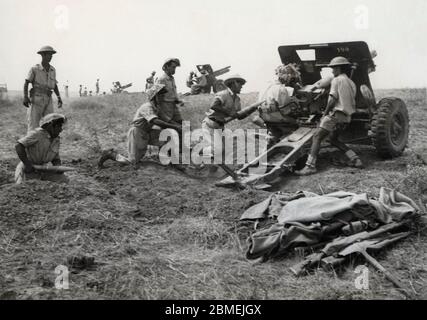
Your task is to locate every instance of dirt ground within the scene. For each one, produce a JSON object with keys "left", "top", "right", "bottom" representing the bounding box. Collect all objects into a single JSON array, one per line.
[{"left": 0, "top": 88, "right": 426, "bottom": 300}]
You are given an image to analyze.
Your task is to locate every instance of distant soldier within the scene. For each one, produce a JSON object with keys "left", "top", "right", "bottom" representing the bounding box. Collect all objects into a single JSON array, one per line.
[
  {"left": 145, "top": 71, "right": 156, "bottom": 91},
  {"left": 64, "top": 81, "right": 69, "bottom": 98},
  {"left": 79, "top": 84, "right": 82, "bottom": 97},
  {"left": 23, "top": 46, "right": 63, "bottom": 132},
  {"left": 96, "top": 79, "right": 100, "bottom": 95},
  {"left": 155, "top": 58, "right": 184, "bottom": 125},
  {"left": 97, "top": 84, "right": 182, "bottom": 168},
  {"left": 297, "top": 57, "right": 363, "bottom": 175},
  {"left": 89, "top": 91, "right": 93, "bottom": 96},
  {"left": 14, "top": 113, "right": 69, "bottom": 184},
  {"left": 83, "top": 87, "right": 88, "bottom": 96},
  {"left": 188, "top": 70, "right": 208, "bottom": 95}
]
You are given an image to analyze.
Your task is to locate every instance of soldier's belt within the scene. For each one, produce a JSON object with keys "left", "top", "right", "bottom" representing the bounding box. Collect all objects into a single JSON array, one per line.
[{"left": 32, "top": 88, "right": 53, "bottom": 97}]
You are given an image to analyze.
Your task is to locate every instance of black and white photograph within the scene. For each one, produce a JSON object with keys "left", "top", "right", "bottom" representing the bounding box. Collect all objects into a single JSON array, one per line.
[{"left": 0, "top": 0, "right": 426, "bottom": 307}]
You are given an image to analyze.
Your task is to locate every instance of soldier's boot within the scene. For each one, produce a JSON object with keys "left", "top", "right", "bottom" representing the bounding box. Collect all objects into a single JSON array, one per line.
[
  {"left": 295, "top": 155, "right": 317, "bottom": 176},
  {"left": 345, "top": 150, "right": 363, "bottom": 168},
  {"left": 295, "top": 164, "right": 317, "bottom": 176},
  {"left": 98, "top": 148, "right": 118, "bottom": 168}
]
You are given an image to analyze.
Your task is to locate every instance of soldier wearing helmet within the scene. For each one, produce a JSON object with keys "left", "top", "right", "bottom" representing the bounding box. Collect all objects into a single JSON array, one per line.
[
  {"left": 98, "top": 83, "right": 183, "bottom": 168},
  {"left": 253, "top": 64, "right": 301, "bottom": 148},
  {"left": 297, "top": 56, "right": 363, "bottom": 175},
  {"left": 23, "top": 46, "right": 63, "bottom": 132},
  {"left": 14, "top": 113, "right": 68, "bottom": 184},
  {"left": 154, "top": 58, "right": 184, "bottom": 125},
  {"left": 201, "top": 74, "right": 248, "bottom": 159}
]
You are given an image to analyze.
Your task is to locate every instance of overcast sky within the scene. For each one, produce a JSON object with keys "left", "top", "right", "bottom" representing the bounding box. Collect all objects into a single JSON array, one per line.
[{"left": 0, "top": 0, "right": 426, "bottom": 94}]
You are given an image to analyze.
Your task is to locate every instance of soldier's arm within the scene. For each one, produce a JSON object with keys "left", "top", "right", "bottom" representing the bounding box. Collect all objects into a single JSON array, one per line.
[
  {"left": 23, "top": 80, "right": 31, "bottom": 107},
  {"left": 54, "top": 84, "right": 63, "bottom": 108},
  {"left": 210, "top": 98, "right": 225, "bottom": 113},
  {"left": 323, "top": 95, "right": 336, "bottom": 116},
  {"left": 15, "top": 143, "right": 34, "bottom": 173},
  {"left": 151, "top": 118, "right": 182, "bottom": 132}
]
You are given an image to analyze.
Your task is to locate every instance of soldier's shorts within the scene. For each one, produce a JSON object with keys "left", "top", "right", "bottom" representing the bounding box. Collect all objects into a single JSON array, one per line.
[
  {"left": 122, "top": 126, "right": 162, "bottom": 164},
  {"left": 28, "top": 94, "right": 53, "bottom": 131},
  {"left": 319, "top": 110, "right": 350, "bottom": 132}
]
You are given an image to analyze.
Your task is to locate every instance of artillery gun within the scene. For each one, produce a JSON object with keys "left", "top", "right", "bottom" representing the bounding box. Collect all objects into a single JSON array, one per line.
[
  {"left": 217, "top": 41, "right": 410, "bottom": 189},
  {"left": 187, "top": 64, "right": 231, "bottom": 94},
  {"left": 111, "top": 81, "right": 132, "bottom": 94}
]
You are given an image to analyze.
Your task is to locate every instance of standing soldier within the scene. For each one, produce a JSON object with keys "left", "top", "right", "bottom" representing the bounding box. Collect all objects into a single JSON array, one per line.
[
  {"left": 79, "top": 84, "right": 83, "bottom": 97},
  {"left": 155, "top": 58, "right": 184, "bottom": 125},
  {"left": 64, "top": 81, "right": 69, "bottom": 98},
  {"left": 145, "top": 71, "right": 156, "bottom": 91},
  {"left": 297, "top": 56, "right": 363, "bottom": 175},
  {"left": 23, "top": 45, "right": 63, "bottom": 132},
  {"left": 95, "top": 79, "right": 100, "bottom": 95},
  {"left": 83, "top": 87, "right": 88, "bottom": 96}
]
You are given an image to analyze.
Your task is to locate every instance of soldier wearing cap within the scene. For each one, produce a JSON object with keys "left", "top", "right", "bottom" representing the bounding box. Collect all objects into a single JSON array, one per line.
[
  {"left": 297, "top": 56, "right": 363, "bottom": 175},
  {"left": 145, "top": 71, "right": 156, "bottom": 91},
  {"left": 155, "top": 58, "right": 184, "bottom": 124},
  {"left": 23, "top": 46, "right": 62, "bottom": 132},
  {"left": 14, "top": 113, "right": 68, "bottom": 184},
  {"left": 98, "top": 83, "right": 183, "bottom": 168}
]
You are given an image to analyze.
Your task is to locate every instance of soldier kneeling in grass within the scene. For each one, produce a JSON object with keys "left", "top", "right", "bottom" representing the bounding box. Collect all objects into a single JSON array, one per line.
[
  {"left": 15, "top": 113, "right": 69, "bottom": 184},
  {"left": 98, "top": 83, "right": 182, "bottom": 168}
]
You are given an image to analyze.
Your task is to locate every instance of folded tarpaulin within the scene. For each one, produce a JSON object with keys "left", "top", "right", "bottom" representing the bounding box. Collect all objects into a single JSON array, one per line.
[
  {"left": 244, "top": 188, "right": 419, "bottom": 261},
  {"left": 240, "top": 187, "right": 419, "bottom": 224}
]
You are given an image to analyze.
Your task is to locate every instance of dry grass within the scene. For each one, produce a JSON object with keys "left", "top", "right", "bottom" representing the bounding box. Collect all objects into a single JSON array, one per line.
[{"left": 0, "top": 89, "right": 426, "bottom": 300}]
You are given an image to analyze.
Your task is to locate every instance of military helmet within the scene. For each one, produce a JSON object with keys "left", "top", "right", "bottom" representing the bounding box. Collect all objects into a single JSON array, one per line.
[
  {"left": 224, "top": 74, "right": 246, "bottom": 86},
  {"left": 146, "top": 83, "right": 166, "bottom": 101},
  {"left": 39, "top": 113, "right": 67, "bottom": 128},
  {"left": 328, "top": 56, "right": 351, "bottom": 67},
  {"left": 37, "top": 45, "right": 57, "bottom": 55}
]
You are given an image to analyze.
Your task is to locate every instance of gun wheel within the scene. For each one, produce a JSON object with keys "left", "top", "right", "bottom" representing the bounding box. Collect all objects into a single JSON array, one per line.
[{"left": 371, "top": 98, "right": 409, "bottom": 158}]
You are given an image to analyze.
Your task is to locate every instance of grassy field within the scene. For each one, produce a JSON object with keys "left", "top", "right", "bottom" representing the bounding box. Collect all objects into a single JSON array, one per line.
[{"left": 0, "top": 88, "right": 426, "bottom": 300}]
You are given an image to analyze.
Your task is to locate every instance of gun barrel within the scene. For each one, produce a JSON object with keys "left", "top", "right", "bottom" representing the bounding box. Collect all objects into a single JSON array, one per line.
[{"left": 212, "top": 66, "right": 231, "bottom": 77}]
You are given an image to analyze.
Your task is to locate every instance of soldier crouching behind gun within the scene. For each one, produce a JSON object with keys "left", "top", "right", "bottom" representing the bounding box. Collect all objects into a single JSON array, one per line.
[
  {"left": 252, "top": 63, "right": 302, "bottom": 148},
  {"left": 97, "top": 84, "right": 182, "bottom": 168},
  {"left": 15, "top": 113, "right": 69, "bottom": 184}
]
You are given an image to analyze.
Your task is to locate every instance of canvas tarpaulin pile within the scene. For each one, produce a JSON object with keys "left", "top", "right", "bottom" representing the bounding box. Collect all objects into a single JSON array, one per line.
[{"left": 241, "top": 187, "right": 420, "bottom": 277}]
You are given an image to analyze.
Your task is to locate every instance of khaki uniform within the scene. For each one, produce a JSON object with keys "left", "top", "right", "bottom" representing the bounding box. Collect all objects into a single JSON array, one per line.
[
  {"left": 257, "top": 82, "right": 298, "bottom": 145},
  {"left": 155, "top": 73, "right": 182, "bottom": 123},
  {"left": 15, "top": 128, "right": 68, "bottom": 184},
  {"left": 26, "top": 64, "right": 57, "bottom": 131},
  {"left": 320, "top": 73, "right": 356, "bottom": 132},
  {"left": 115, "top": 102, "right": 161, "bottom": 164},
  {"left": 202, "top": 88, "right": 241, "bottom": 156}
]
